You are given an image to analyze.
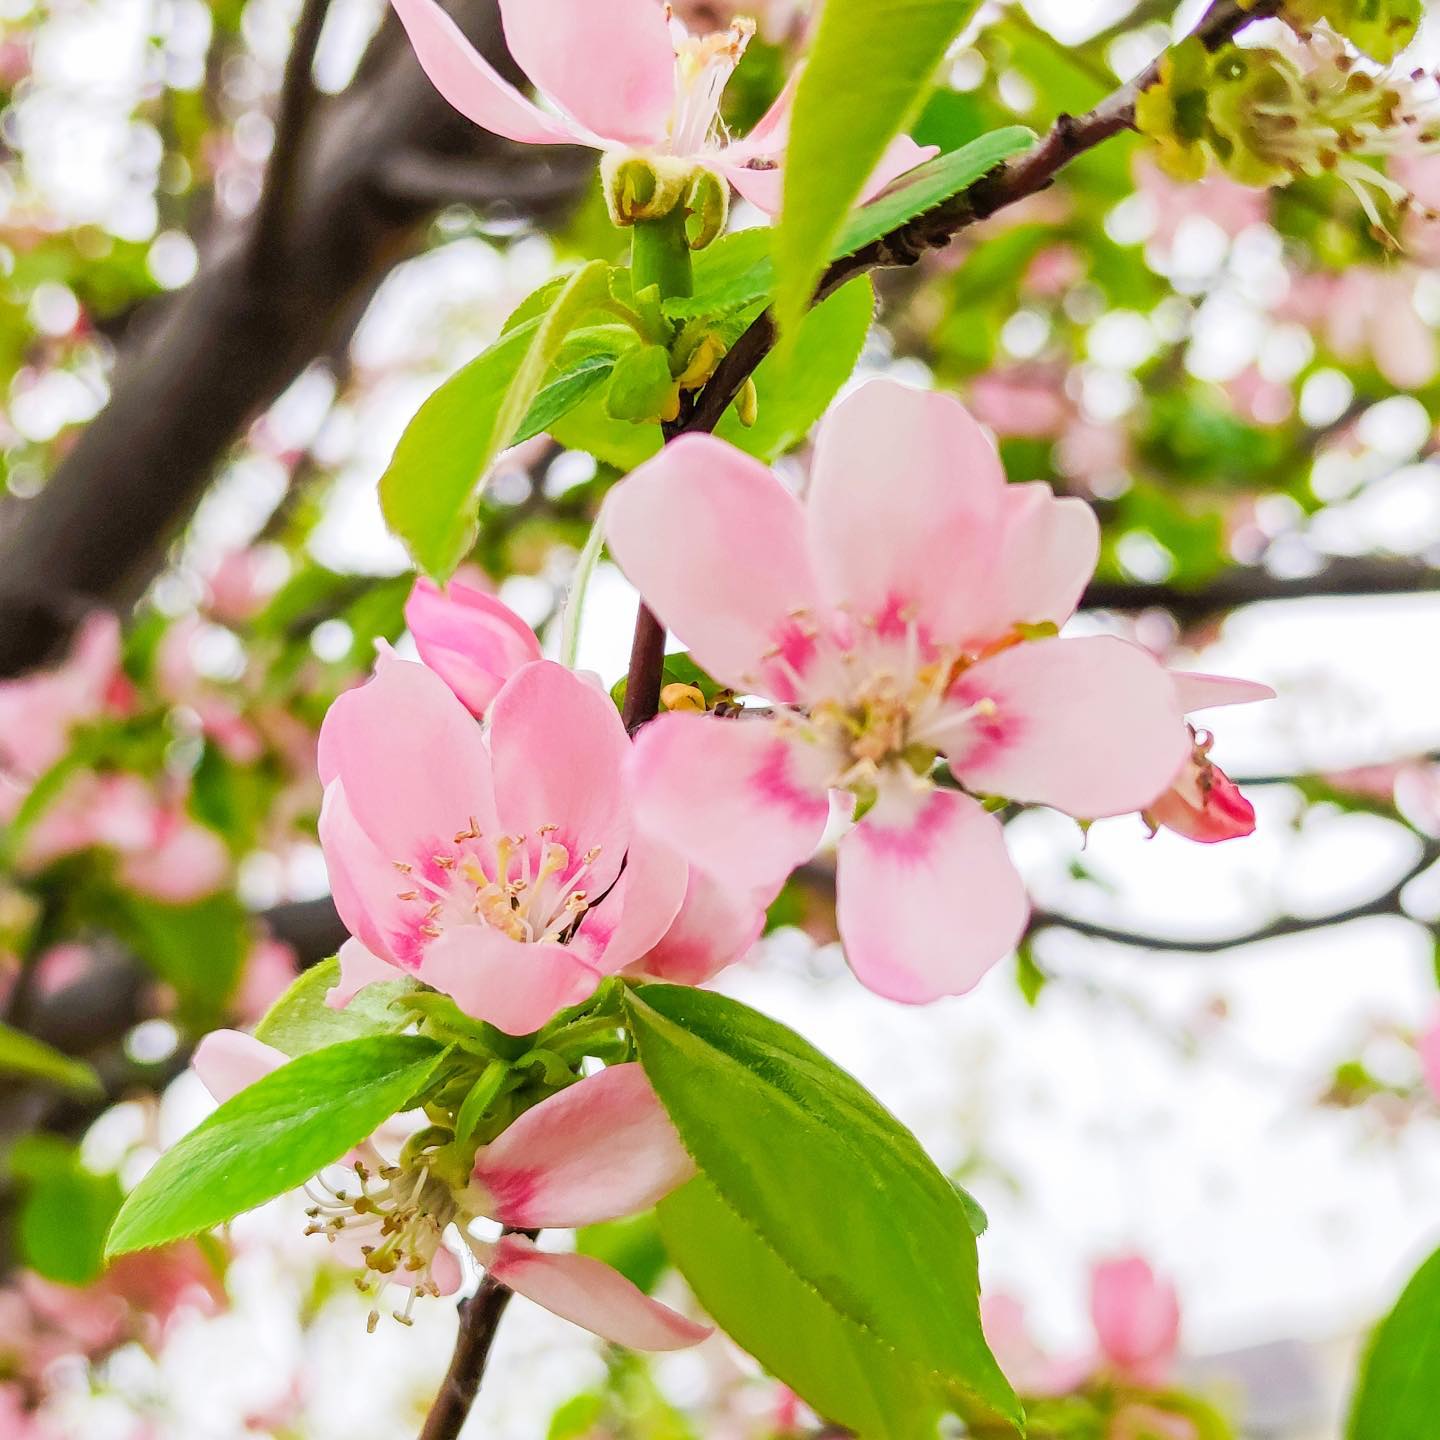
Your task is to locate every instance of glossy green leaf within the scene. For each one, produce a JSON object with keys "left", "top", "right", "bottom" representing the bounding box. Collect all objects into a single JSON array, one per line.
[
  {"left": 715, "top": 275, "right": 874, "bottom": 460},
  {"left": 106, "top": 1035, "right": 445, "bottom": 1257},
  {"left": 549, "top": 384, "right": 663, "bottom": 472},
  {"left": 380, "top": 261, "right": 610, "bottom": 580},
  {"left": 629, "top": 985, "right": 1019, "bottom": 1437},
  {"left": 254, "top": 956, "right": 418, "bottom": 1058},
  {"left": 606, "top": 344, "right": 675, "bottom": 422},
  {"left": 773, "top": 0, "right": 981, "bottom": 339},
  {"left": 1347, "top": 1243, "right": 1440, "bottom": 1439},
  {"left": 0, "top": 1020, "right": 103, "bottom": 1097}
]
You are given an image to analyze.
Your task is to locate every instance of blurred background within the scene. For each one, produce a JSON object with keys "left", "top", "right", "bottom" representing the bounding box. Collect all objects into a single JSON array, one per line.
[{"left": 2, "top": 0, "right": 1439, "bottom": 1434}]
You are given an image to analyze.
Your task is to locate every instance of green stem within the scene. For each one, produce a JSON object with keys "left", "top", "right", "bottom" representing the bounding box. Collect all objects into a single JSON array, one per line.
[{"left": 630, "top": 208, "right": 693, "bottom": 301}]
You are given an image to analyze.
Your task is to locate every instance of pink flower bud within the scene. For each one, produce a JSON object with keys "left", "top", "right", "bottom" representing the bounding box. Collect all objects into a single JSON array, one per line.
[
  {"left": 1090, "top": 1255, "right": 1181, "bottom": 1385},
  {"left": 404, "top": 578, "right": 541, "bottom": 716}
]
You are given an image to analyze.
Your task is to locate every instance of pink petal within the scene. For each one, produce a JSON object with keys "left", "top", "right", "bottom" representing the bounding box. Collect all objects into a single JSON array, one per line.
[
  {"left": 1170, "top": 671, "right": 1275, "bottom": 712},
  {"left": 1418, "top": 1015, "right": 1440, "bottom": 1102},
  {"left": 1148, "top": 755, "right": 1255, "bottom": 844},
  {"left": 1090, "top": 1256, "right": 1181, "bottom": 1384},
  {"left": 627, "top": 714, "right": 829, "bottom": 891},
  {"left": 472, "top": 1063, "right": 693, "bottom": 1227},
  {"left": 965, "top": 482, "right": 1099, "bottom": 645},
  {"left": 629, "top": 865, "right": 772, "bottom": 986},
  {"left": 806, "top": 380, "right": 1006, "bottom": 644},
  {"left": 318, "top": 648, "right": 498, "bottom": 866},
  {"left": 941, "top": 636, "right": 1190, "bottom": 818},
  {"left": 837, "top": 787, "right": 1028, "bottom": 1003},
  {"left": 569, "top": 829, "right": 688, "bottom": 974},
  {"left": 326, "top": 937, "right": 403, "bottom": 1010},
  {"left": 606, "top": 435, "right": 827, "bottom": 697},
  {"left": 718, "top": 158, "right": 785, "bottom": 214},
  {"left": 484, "top": 1234, "right": 711, "bottom": 1350},
  {"left": 724, "top": 64, "right": 799, "bottom": 159},
  {"left": 488, "top": 660, "right": 631, "bottom": 897},
  {"left": 389, "top": 0, "right": 589, "bottom": 145},
  {"left": 856, "top": 134, "right": 940, "bottom": 204},
  {"left": 405, "top": 578, "right": 542, "bottom": 716},
  {"left": 497, "top": 0, "right": 674, "bottom": 147},
  {"left": 418, "top": 925, "right": 602, "bottom": 1034},
  {"left": 319, "top": 780, "right": 414, "bottom": 968},
  {"left": 192, "top": 1030, "right": 286, "bottom": 1104}
]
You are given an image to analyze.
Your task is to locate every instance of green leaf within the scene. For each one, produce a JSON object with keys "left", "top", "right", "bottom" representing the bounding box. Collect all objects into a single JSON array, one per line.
[
  {"left": 10, "top": 1137, "right": 123, "bottom": 1286},
  {"left": 832, "top": 126, "right": 1035, "bottom": 258},
  {"left": 380, "top": 261, "right": 611, "bottom": 580},
  {"left": 106, "top": 1035, "right": 445, "bottom": 1257},
  {"left": 513, "top": 353, "right": 616, "bottom": 445},
  {"left": 773, "top": 0, "right": 981, "bottom": 339},
  {"left": 715, "top": 275, "right": 874, "bottom": 460},
  {"left": 116, "top": 892, "right": 248, "bottom": 1029},
  {"left": 0, "top": 1020, "right": 103, "bottom": 1098},
  {"left": 1347, "top": 1243, "right": 1440, "bottom": 1439},
  {"left": 628, "top": 985, "right": 1019, "bottom": 1437},
  {"left": 550, "top": 384, "right": 663, "bottom": 472},
  {"left": 254, "top": 956, "right": 418, "bottom": 1058},
  {"left": 605, "top": 344, "right": 675, "bottom": 422}
]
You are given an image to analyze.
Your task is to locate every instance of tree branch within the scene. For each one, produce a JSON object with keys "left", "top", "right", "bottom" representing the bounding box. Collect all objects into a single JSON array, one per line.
[
  {"left": 1029, "top": 839, "right": 1440, "bottom": 954},
  {"left": 417, "top": 1230, "right": 536, "bottom": 1440}
]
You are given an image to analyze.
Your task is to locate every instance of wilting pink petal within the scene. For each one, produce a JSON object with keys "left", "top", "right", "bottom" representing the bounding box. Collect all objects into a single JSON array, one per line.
[
  {"left": 326, "top": 936, "right": 402, "bottom": 1010},
  {"left": 806, "top": 379, "right": 1006, "bottom": 643},
  {"left": 1090, "top": 1255, "right": 1181, "bottom": 1385},
  {"left": 418, "top": 926, "right": 602, "bottom": 1035},
  {"left": 192, "top": 1030, "right": 286, "bottom": 1104},
  {"left": 318, "top": 648, "right": 498, "bottom": 864},
  {"left": 629, "top": 864, "right": 772, "bottom": 986},
  {"left": 404, "top": 577, "right": 541, "bottom": 716},
  {"left": 837, "top": 786, "right": 1028, "bottom": 1003},
  {"left": 627, "top": 714, "right": 829, "bottom": 891},
  {"left": 1170, "top": 671, "right": 1275, "bottom": 712},
  {"left": 1417, "top": 1014, "right": 1440, "bottom": 1101},
  {"left": 1148, "top": 751, "right": 1255, "bottom": 843},
  {"left": 605, "top": 434, "right": 824, "bottom": 695},
  {"left": 488, "top": 661, "right": 631, "bottom": 897},
  {"left": 569, "top": 828, "right": 688, "bottom": 974},
  {"left": 498, "top": 0, "right": 675, "bottom": 148},
  {"left": 940, "top": 636, "right": 1189, "bottom": 818},
  {"left": 483, "top": 1233, "right": 711, "bottom": 1349},
  {"left": 966, "top": 482, "right": 1099, "bottom": 645},
  {"left": 472, "top": 1064, "right": 693, "bottom": 1227},
  {"left": 389, "top": 0, "right": 589, "bottom": 145}
]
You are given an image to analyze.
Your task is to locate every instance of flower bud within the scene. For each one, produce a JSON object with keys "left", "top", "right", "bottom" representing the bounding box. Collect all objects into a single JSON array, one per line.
[
  {"left": 735, "top": 375, "right": 759, "bottom": 428},
  {"left": 601, "top": 152, "right": 694, "bottom": 227},
  {"left": 660, "top": 681, "right": 708, "bottom": 713}
]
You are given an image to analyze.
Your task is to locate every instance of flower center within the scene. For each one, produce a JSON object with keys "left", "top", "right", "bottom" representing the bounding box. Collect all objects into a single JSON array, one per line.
[
  {"left": 305, "top": 1158, "right": 458, "bottom": 1329},
  {"left": 667, "top": 11, "right": 755, "bottom": 155},
  {"left": 393, "top": 825, "right": 601, "bottom": 953}
]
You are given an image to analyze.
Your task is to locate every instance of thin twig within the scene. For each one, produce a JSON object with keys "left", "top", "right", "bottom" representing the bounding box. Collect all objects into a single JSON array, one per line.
[
  {"left": 248, "top": 0, "right": 332, "bottom": 281},
  {"left": 418, "top": 1230, "right": 537, "bottom": 1440}
]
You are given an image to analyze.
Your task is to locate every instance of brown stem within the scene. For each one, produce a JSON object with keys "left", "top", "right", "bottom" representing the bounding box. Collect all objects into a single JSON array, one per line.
[
  {"left": 418, "top": 1232, "right": 536, "bottom": 1440},
  {"left": 622, "top": 603, "right": 669, "bottom": 733}
]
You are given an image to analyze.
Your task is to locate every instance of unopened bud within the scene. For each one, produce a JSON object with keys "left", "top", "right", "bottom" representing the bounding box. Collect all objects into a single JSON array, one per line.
[
  {"left": 660, "top": 682, "right": 708, "bottom": 713},
  {"left": 735, "top": 376, "right": 759, "bottom": 428},
  {"left": 674, "top": 331, "right": 728, "bottom": 389},
  {"left": 601, "top": 151, "right": 693, "bottom": 227}
]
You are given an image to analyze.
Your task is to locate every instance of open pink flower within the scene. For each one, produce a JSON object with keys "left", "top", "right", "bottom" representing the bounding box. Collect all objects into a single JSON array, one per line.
[
  {"left": 318, "top": 652, "right": 687, "bottom": 1034},
  {"left": 1090, "top": 1256, "right": 1181, "bottom": 1387},
  {"left": 387, "top": 0, "right": 933, "bottom": 214},
  {"left": 606, "top": 379, "right": 1202, "bottom": 1003},
  {"left": 193, "top": 1033, "right": 706, "bottom": 1349},
  {"left": 404, "top": 576, "right": 542, "bottom": 718}
]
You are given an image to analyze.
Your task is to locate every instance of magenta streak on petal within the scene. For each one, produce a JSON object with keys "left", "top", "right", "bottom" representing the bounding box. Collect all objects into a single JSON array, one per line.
[
  {"left": 944, "top": 677, "right": 1028, "bottom": 774},
  {"left": 751, "top": 740, "right": 827, "bottom": 824},
  {"left": 854, "top": 788, "right": 952, "bottom": 860}
]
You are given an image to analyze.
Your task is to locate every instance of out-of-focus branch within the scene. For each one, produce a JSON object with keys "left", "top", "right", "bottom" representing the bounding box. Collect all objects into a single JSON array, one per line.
[
  {"left": 1081, "top": 556, "right": 1440, "bottom": 619},
  {"left": 375, "top": 148, "right": 593, "bottom": 210},
  {"left": 0, "top": 0, "right": 585, "bottom": 678},
  {"left": 1029, "top": 838, "right": 1440, "bottom": 954}
]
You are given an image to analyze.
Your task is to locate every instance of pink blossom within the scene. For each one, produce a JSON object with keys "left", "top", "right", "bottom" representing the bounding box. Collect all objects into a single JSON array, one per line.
[
  {"left": 605, "top": 379, "right": 1210, "bottom": 1003},
  {"left": 404, "top": 577, "right": 542, "bottom": 717},
  {"left": 1090, "top": 1255, "right": 1181, "bottom": 1387},
  {"left": 1147, "top": 672, "right": 1272, "bottom": 844},
  {"left": 155, "top": 616, "right": 264, "bottom": 764},
  {"left": 1417, "top": 1014, "right": 1440, "bottom": 1102},
  {"left": 115, "top": 805, "right": 231, "bottom": 903},
  {"left": 967, "top": 368, "right": 1071, "bottom": 439},
  {"left": 203, "top": 546, "right": 283, "bottom": 624},
  {"left": 193, "top": 1033, "right": 706, "bottom": 1349},
  {"left": 981, "top": 1293, "right": 1088, "bottom": 1397},
  {"left": 317, "top": 652, "right": 686, "bottom": 1033},
  {"left": 0, "top": 612, "right": 126, "bottom": 781},
  {"left": 1134, "top": 158, "right": 1267, "bottom": 250},
  {"left": 386, "top": 0, "right": 933, "bottom": 215},
  {"left": 234, "top": 937, "right": 300, "bottom": 1023}
]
